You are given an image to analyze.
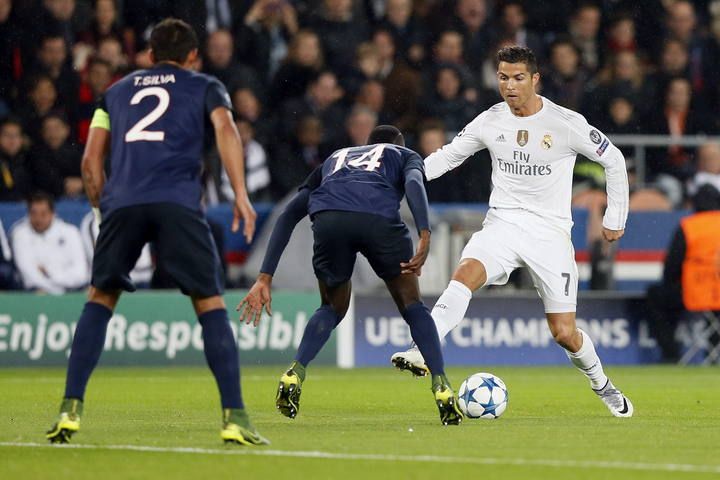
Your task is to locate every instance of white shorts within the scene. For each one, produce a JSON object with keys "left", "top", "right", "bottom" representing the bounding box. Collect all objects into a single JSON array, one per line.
[{"left": 460, "top": 208, "right": 578, "bottom": 313}]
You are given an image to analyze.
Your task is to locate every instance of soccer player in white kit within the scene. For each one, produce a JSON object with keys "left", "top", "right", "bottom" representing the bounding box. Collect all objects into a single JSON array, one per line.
[{"left": 392, "top": 46, "right": 633, "bottom": 417}]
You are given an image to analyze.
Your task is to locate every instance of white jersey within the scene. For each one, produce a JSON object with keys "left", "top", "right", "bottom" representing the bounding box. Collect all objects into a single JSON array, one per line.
[{"left": 425, "top": 96, "right": 629, "bottom": 233}]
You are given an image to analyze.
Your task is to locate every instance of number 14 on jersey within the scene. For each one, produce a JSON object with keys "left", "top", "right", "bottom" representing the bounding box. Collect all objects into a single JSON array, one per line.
[{"left": 331, "top": 145, "right": 385, "bottom": 174}]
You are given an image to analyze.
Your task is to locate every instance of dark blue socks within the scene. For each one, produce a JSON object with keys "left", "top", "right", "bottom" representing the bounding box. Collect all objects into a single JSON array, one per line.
[
  {"left": 295, "top": 305, "right": 341, "bottom": 367},
  {"left": 64, "top": 302, "right": 113, "bottom": 400},
  {"left": 402, "top": 302, "right": 445, "bottom": 375},
  {"left": 199, "top": 309, "right": 243, "bottom": 409}
]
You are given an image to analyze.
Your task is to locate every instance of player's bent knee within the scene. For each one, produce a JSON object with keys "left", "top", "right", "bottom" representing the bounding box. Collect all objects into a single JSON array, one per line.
[
  {"left": 451, "top": 258, "right": 487, "bottom": 291},
  {"left": 192, "top": 295, "right": 226, "bottom": 316},
  {"left": 88, "top": 287, "right": 121, "bottom": 311}
]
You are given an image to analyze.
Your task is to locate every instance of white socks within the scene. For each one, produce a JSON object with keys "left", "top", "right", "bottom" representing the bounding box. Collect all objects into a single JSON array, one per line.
[
  {"left": 431, "top": 280, "right": 473, "bottom": 340},
  {"left": 565, "top": 329, "right": 608, "bottom": 390}
]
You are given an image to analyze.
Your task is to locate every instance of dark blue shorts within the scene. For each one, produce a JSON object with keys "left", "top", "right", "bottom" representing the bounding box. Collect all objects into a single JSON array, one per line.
[
  {"left": 311, "top": 210, "right": 413, "bottom": 288},
  {"left": 92, "top": 203, "right": 223, "bottom": 297}
]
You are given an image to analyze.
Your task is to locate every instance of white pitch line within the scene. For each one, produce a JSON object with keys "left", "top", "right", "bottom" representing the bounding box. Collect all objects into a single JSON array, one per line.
[{"left": 1, "top": 442, "right": 718, "bottom": 474}]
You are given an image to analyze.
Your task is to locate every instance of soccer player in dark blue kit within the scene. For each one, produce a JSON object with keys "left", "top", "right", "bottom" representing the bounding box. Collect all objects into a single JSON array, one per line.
[
  {"left": 239, "top": 126, "right": 463, "bottom": 425},
  {"left": 45, "top": 19, "right": 269, "bottom": 446}
]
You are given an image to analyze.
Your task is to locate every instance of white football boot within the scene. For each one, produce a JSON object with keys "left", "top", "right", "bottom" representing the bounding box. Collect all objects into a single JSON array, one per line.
[
  {"left": 390, "top": 346, "right": 429, "bottom": 377},
  {"left": 594, "top": 380, "right": 634, "bottom": 418}
]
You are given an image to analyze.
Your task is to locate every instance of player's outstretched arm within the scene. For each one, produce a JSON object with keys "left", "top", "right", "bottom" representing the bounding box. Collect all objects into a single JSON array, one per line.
[
  {"left": 401, "top": 168, "right": 431, "bottom": 276},
  {"left": 568, "top": 121, "right": 629, "bottom": 242},
  {"left": 237, "top": 188, "right": 311, "bottom": 326},
  {"left": 424, "top": 113, "right": 487, "bottom": 180},
  {"left": 210, "top": 107, "right": 257, "bottom": 243}
]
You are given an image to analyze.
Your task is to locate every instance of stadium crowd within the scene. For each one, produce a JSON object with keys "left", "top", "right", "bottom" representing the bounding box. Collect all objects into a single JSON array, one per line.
[{"left": 2, "top": 0, "right": 720, "bottom": 293}]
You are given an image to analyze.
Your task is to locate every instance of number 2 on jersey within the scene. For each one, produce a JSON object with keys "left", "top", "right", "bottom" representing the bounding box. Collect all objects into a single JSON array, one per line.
[
  {"left": 331, "top": 145, "right": 385, "bottom": 174},
  {"left": 125, "top": 87, "right": 170, "bottom": 143}
]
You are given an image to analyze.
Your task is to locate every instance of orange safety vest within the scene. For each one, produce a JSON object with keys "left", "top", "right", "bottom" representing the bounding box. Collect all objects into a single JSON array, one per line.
[{"left": 680, "top": 211, "right": 720, "bottom": 310}]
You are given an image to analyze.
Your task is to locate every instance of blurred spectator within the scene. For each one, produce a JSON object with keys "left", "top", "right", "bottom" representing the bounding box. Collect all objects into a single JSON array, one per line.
[
  {"left": 377, "top": 0, "right": 426, "bottom": 65},
  {"left": 687, "top": 142, "right": 720, "bottom": 197},
  {"left": 605, "top": 14, "right": 639, "bottom": 56},
  {"left": 418, "top": 120, "right": 464, "bottom": 202},
  {"left": 582, "top": 51, "right": 650, "bottom": 123},
  {"left": 0, "top": 0, "right": 22, "bottom": 113},
  {"left": 569, "top": 2, "right": 602, "bottom": 73},
  {"left": 96, "top": 35, "right": 129, "bottom": 76},
  {"left": 79, "top": 209, "right": 153, "bottom": 288},
  {"left": 0, "top": 217, "right": 18, "bottom": 289},
  {"left": 28, "top": 32, "right": 80, "bottom": 121},
  {"left": 269, "top": 115, "right": 327, "bottom": 198},
  {"left": 341, "top": 105, "right": 377, "bottom": 146},
  {"left": 10, "top": 192, "right": 88, "bottom": 295},
  {"left": 647, "top": 38, "right": 691, "bottom": 100},
  {"left": 202, "top": 28, "right": 262, "bottom": 94},
  {"left": 16, "top": 74, "right": 58, "bottom": 144},
  {"left": 269, "top": 29, "right": 324, "bottom": 107},
  {"left": 493, "top": 1, "right": 544, "bottom": 59},
  {"left": 372, "top": 28, "right": 421, "bottom": 132},
  {"left": 542, "top": 37, "right": 590, "bottom": 111},
  {"left": 341, "top": 41, "right": 382, "bottom": 98},
  {"left": 428, "top": 30, "right": 478, "bottom": 102},
  {"left": 76, "top": 57, "right": 113, "bottom": 144},
  {"left": 28, "top": 112, "right": 82, "bottom": 199},
  {"left": 237, "top": 0, "right": 299, "bottom": 81},
  {"left": 665, "top": 0, "right": 706, "bottom": 94},
  {"left": 206, "top": 118, "right": 271, "bottom": 204},
  {"left": 230, "top": 87, "right": 271, "bottom": 144},
  {"left": 37, "top": 0, "right": 88, "bottom": 47},
  {"left": 0, "top": 117, "right": 32, "bottom": 202},
  {"left": 450, "top": 0, "right": 491, "bottom": 70},
  {"left": 645, "top": 184, "right": 720, "bottom": 362},
  {"left": 420, "top": 66, "right": 476, "bottom": 132},
  {"left": 355, "top": 79, "right": 389, "bottom": 123},
  {"left": 647, "top": 77, "right": 717, "bottom": 184},
  {"left": 278, "top": 70, "right": 345, "bottom": 147},
  {"left": 601, "top": 95, "right": 641, "bottom": 135},
  {"left": 77, "top": 0, "right": 123, "bottom": 49},
  {"left": 307, "top": 0, "right": 370, "bottom": 70}
]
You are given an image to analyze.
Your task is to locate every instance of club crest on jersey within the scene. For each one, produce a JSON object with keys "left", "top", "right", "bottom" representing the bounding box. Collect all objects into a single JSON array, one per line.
[
  {"left": 541, "top": 134, "right": 553, "bottom": 150},
  {"left": 516, "top": 130, "right": 529, "bottom": 147}
]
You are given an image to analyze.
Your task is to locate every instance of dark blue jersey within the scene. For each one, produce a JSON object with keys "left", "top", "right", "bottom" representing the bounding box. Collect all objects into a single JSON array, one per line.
[
  {"left": 306, "top": 143, "right": 424, "bottom": 221},
  {"left": 98, "top": 63, "right": 232, "bottom": 215}
]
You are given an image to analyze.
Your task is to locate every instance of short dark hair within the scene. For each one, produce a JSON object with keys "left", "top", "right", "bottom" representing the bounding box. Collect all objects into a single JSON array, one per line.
[
  {"left": 368, "top": 125, "right": 404, "bottom": 146},
  {"left": 497, "top": 45, "right": 538, "bottom": 74},
  {"left": 0, "top": 116, "right": 22, "bottom": 132},
  {"left": 150, "top": 18, "right": 198, "bottom": 64},
  {"left": 28, "top": 191, "right": 55, "bottom": 211}
]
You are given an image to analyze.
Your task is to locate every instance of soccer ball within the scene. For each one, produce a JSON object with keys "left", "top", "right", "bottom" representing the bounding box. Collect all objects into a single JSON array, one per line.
[{"left": 457, "top": 372, "right": 509, "bottom": 419}]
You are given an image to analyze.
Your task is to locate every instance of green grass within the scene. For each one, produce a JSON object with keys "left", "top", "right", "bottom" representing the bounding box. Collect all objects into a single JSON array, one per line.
[{"left": 1, "top": 366, "right": 719, "bottom": 480}]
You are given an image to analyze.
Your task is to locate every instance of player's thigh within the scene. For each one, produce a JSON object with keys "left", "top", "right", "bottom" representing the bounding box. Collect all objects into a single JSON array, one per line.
[
  {"left": 358, "top": 215, "right": 413, "bottom": 282},
  {"left": 311, "top": 211, "right": 358, "bottom": 288},
  {"left": 522, "top": 230, "right": 578, "bottom": 313},
  {"left": 152, "top": 203, "right": 224, "bottom": 298},
  {"left": 460, "top": 220, "right": 523, "bottom": 288},
  {"left": 92, "top": 206, "right": 151, "bottom": 292}
]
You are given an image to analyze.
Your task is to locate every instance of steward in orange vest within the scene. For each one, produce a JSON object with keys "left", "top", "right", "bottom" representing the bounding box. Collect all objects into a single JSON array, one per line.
[{"left": 646, "top": 184, "right": 720, "bottom": 361}]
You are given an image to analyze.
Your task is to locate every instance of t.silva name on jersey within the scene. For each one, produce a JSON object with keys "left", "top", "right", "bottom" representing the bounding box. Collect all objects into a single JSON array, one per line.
[
  {"left": 497, "top": 150, "right": 552, "bottom": 176},
  {"left": 133, "top": 74, "right": 177, "bottom": 87}
]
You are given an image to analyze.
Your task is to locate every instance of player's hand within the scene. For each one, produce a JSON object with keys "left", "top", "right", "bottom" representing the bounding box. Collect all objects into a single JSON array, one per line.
[
  {"left": 236, "top": 274, "right": 273, "bottom": 327},
  {"left": 401, "top": 230, "right": 431, "bottom": 276},
  {"left": 232, "top": 195, "right": 257, "bottom": 243},
  {"left": 602, "top": 228, "right": 624, "bottom": 243}
]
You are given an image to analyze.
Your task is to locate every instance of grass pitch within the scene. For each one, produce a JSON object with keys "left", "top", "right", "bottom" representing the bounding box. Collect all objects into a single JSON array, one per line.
[{"left": 1, "top": 365, "right": 719, "bottom": 480}]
